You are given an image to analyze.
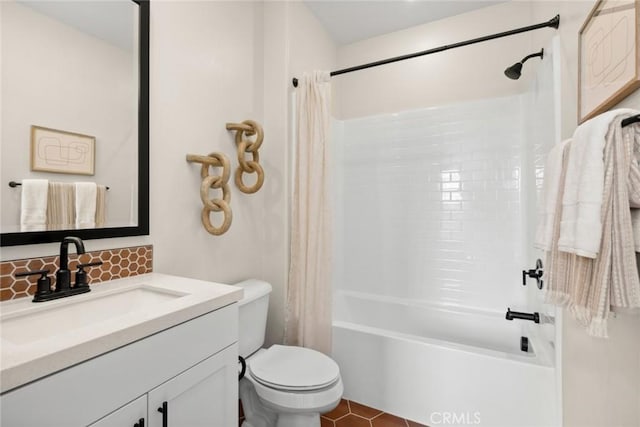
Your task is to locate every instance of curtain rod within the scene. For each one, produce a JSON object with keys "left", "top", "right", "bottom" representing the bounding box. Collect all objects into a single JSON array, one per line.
[{"left": 292, "top": 14, "right": 560, "bottom": 88}]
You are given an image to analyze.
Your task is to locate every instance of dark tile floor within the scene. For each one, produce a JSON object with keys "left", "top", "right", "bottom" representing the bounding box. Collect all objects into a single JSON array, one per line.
[
  {"left": 239, "top": 399, "right": 428, "bottom": 427},
  {"left": 321, "top": 399, "right": 427, "bottom": 427}
]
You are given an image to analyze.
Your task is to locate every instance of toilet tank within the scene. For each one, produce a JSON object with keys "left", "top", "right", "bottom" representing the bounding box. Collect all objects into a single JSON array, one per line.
[{"left": 235, "top": 279, "right": 272, "bottom": 358}]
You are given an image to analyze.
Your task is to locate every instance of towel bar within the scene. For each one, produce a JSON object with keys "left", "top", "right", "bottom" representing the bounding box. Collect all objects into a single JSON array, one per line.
[{"left": 9, "top": 181, "right": 109, "bottom": 190}]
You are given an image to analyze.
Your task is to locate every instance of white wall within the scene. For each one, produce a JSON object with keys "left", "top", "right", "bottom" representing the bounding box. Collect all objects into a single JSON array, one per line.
[
  {"left": 334, "top": 1, "right": 536, "bottom": 119},
  {"left": 529, "top": 2, "right": 640, "bottom": 426},
  {"left": 1, "top": 1, "right": 137, "bottom": 231},
  {"left": 149, "top": 0, "right": 287, "bottom": 341}
]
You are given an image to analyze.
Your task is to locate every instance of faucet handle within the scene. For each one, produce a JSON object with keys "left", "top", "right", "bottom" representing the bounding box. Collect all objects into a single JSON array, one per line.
[
  {"left": 15, "top": 269, "right": 50, "bottom": 278},
  {"left": 75, "top": 261, "right": 103, "bottom": 288},
  {"left": 522, "top": 258, "right": 544, "bottom": 289},
  {"left": 15, "top": 269, "right": 52, "bottom": 301},
  {"left": 77, "top": 261, "right": 104, "bottom": 269}
]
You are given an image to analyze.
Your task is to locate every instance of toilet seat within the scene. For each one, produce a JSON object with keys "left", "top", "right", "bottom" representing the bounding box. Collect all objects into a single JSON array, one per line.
[
  {"left": 249, "top": 345, "right": 340, "bottom": 392},
  {"left": 244, "top": 346, "right": 344, "bottom": 413}
]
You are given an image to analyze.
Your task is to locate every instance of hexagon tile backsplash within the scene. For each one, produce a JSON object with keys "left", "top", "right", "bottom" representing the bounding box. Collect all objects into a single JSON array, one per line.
[{"left": 0, "top": 245, "right": 153, "bottom": 301}]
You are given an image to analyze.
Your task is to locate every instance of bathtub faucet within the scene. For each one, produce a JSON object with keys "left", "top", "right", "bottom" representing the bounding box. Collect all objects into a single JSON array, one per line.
[{"left": 505, "top": 308, "right": 540, "bottom": 324}]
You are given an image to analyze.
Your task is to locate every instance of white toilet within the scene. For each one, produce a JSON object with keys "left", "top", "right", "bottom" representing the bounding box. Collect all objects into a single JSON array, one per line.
[{"left": 236, "top": 279, "right": 343, "bottom": 427}]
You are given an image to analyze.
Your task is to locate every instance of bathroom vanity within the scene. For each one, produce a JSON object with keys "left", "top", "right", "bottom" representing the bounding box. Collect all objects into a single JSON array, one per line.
[{"left": 0, "top": 273, "right": 242, "bottom": 426}]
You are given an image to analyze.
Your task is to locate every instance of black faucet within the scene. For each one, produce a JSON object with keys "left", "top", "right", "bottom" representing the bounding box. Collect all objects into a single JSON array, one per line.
[
  {"left": 57, "top": 236, "right": 86, "bottom": 292},
  {"left": 14, "top": 236, "right": 102, "bottom": 302}
]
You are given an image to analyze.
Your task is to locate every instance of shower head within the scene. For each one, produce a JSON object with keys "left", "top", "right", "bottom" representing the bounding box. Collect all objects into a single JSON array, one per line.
[
  {"left": 504, "top": 48, "right": 544, "bottom": 80},
  {"left": 504, "top": 62, "right": 524, "bottom": 80}
]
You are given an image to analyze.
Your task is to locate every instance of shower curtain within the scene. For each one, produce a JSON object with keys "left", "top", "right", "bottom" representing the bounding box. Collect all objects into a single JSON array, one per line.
[{"left": 284, "top": 71, "right": 332, "bottom": 355}]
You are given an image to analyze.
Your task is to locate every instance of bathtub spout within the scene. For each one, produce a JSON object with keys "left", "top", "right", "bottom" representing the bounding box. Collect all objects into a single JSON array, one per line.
[{"left": 505, "top": 308, "right": 540, "bottom": 323}]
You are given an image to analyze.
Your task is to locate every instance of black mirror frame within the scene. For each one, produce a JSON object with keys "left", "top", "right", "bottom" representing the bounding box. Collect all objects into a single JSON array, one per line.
[{"left": 1, "top": 0, "right": 150, "bottom": 247}]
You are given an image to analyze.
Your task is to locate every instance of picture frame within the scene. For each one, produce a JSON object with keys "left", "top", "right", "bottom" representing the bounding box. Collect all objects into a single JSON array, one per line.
[
  {"left": 30, "top": 125, "right": 96, "bottom": 175},
  {"left": 578, "top": 0, "right": 640, "bottom": 123}
]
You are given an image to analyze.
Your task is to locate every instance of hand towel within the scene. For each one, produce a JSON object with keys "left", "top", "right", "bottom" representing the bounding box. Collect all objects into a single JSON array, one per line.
[
  {"left": 558, "top": 108, "right": 639, "bottom": 258},
  {"left": 544, "top": 141, "right": 573, "bottom": 305},
  {"left": 581, "top": 114, "right": 640, "bottom": 335},
  {"left": 20, "top": 179, "right": 48, "bottom": 231},
  {"left": 75, "top": 182, "right": 97, "bottom": 229},
  {"left": 46, "top": 182, "right": 75, "bottom": 230},
  {"left": 95, "top": 185, "right": 107, "bottom": 227},
  {"left": 629, "top": 127, "right": 640, "bottom": 251},
  {"left": 534, "top": 139, "right": 571, "bottom": 251},
  {"left": 547, "top": 114, "right": 640, "bottom": 338},
  {"left": 632, "top": 210, "right": 640, "bottom": 252}
]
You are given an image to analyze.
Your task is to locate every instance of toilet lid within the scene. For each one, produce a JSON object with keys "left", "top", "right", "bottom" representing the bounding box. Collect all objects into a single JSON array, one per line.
[{"left": 249, "top": 345, "right": 340, "bottom": 391}]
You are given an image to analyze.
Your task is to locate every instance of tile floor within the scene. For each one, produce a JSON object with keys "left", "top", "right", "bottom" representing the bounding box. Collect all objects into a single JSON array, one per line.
[{"left": 239, "top": 399, "right": 428, "bottom": 427}]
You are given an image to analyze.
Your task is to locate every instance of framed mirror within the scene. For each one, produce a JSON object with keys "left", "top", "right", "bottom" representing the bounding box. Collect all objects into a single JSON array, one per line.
[{"left": 0, "top": 0, "right": 149, "bottom": 246}]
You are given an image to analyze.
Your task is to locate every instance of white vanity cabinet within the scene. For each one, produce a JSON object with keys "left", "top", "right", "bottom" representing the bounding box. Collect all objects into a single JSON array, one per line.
[
  {"left": 1, "top": 303, "right": 239, "bottom": 427},
  {"left": 146, "top": 345, "right": 237, "bottom": 427}
]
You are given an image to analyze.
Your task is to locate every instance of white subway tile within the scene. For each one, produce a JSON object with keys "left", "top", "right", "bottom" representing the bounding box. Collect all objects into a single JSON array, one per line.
[{"left": 336, "top": 95, "right": 527, "bottom": 311}]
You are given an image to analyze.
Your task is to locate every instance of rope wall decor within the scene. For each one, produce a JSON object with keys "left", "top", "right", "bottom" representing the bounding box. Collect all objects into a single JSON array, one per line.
[
  {"left": 186, "top": 152, "right": 232, "bottom": 235},
  {"left": 185, "top": 120, "right": 262, "bottom": 236},
  {"left": 226, "top": 120, "right": 264, "bottom": 194}
]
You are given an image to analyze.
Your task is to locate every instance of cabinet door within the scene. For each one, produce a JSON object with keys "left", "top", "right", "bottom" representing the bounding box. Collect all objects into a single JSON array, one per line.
[
  {"left": 148, "top": 344, "right": 238, "bottom": 427},
  {"left": 88, "top": 395, "right": 147, "bottom": 427}
]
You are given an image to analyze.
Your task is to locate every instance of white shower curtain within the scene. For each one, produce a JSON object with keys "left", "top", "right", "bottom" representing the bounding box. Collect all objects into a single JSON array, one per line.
[{"left": 284, "top": 71, "right": 332, "bottom": 355}]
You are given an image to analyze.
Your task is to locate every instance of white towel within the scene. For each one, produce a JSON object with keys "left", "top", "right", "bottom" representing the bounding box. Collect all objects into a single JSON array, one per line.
[
  {"left": 75, "top": 182, "right": 97, "bottom": 229},
  {"left": 20, "top": 179, "right": 49, "bottom": 231},
  {"left": 558, "top": 108, "right": 639, "bottom": 258},
  {"left": 534, "top": 139, "right": 571, "bottom": 251}
]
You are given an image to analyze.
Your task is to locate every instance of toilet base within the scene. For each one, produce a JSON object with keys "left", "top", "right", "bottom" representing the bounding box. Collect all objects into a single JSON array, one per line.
[
  {"left": 240, "top": 379, "right": 277, "bottom": 427},
  {"left": 275, "top": 413, "right": 320, "bottom": 427},
  {"left": 242, "top": 416, "right": 320, "bottom": 427},
  {"left": 240, "top": 378, "right": 325, "bottom": 427}
]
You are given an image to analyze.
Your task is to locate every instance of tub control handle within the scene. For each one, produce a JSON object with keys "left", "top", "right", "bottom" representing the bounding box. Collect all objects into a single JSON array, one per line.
[
  {"left": 522, "top": 259, "right": 544, "bottom": 289},
  {"left": 506, "top": 308, "right": 540, "bottom": 323}
]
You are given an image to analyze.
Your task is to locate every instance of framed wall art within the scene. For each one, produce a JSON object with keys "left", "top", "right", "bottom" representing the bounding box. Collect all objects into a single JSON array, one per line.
[
  {"left": 30, "top": 125, "right": 95, "bottom": 175},
  {"left": 578, "top": 0, "right": 640, "bottom": 123}
]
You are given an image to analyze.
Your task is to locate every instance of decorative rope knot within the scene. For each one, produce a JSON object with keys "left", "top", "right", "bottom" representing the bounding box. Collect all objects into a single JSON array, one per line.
[
  {"left": 186, "top": 152, "right": 232, "bottom": 235},
  {"left": 226, "top": 120, "right": 264, "bottom": 194}
]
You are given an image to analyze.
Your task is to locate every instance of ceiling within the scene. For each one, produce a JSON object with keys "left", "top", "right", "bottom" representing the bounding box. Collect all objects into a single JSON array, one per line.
[
  {"left": 303, "top": 0, "right": 506, "bottom": 45},
  {"left": 19, "top": 0, "right": 135, "bottom": 51}
]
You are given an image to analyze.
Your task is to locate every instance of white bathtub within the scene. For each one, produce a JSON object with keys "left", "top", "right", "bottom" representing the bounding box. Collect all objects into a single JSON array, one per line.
[{"left": 332, "top": 291, "right": 558, "bottom": 427}]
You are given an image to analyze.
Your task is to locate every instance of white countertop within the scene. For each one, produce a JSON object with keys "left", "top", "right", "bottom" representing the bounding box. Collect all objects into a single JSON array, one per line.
[{"left": 0, "top": 273, "right": 243, "bottom": 393}]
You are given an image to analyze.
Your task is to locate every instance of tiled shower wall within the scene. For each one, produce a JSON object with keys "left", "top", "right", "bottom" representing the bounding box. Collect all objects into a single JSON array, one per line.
[
  {"left": 333, "top": 96, "right": 528, "bottom": 312},
  {"left": 0, "top": 245, "right": 153, "bottom": 301}
]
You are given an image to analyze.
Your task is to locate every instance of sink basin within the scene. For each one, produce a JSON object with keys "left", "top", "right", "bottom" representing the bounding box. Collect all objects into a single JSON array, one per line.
[{"left": 1, "top": 285, "right": 185, "bottom": 345}]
